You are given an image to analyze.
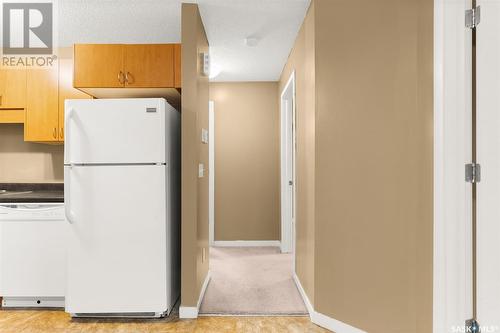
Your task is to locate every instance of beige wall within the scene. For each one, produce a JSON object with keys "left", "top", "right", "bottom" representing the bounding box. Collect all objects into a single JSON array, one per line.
[
  {"left": 415, "top": 0, "right": 434, "bottom": 330},
  {"left": 210, "top": 82, "right": 280, "bottom": 241},
  {"left": 278, "top": 2, "right": 316, "bottom": 305},
  {"left": 181, "top": 3, "right": 210, "bottom": 308},
  {"left": 312, "top": 0, "right": 433, "bottom": 332},
  {"left": 0, "top": 124, "right": 63, "bottom": 183}
]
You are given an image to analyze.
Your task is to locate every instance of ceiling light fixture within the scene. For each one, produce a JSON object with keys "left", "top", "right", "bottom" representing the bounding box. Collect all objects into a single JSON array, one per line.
[{"left": 209, "top": 64, "right": 222, "bottom": 79}]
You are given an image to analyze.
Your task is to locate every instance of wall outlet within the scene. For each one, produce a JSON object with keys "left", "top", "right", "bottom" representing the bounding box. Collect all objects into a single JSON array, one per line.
[
  {"left": 201, "top": 128, "right": 209, "bottom": 144},
  {"left": 198, "top": 163, "right": 204, "bottom": 178}
]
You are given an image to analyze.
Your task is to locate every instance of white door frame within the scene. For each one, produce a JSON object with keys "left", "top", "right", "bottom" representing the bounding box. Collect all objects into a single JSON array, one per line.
[
  {"left": 475, "top": 0, "right": 500, "bottom": 326},
  {"left": 434, "top": 0, "right": 473, "bottom": 331},
  {"left": 209, "top": 101, "right": 215, "bottom": 246},
  {"left": 280, "top": 71, "right": 296, "bottom": 256}
]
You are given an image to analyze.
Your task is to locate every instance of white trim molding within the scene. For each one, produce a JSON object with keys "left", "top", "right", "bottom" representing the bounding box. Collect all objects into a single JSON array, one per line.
[
  {"left": 292, "top": 274, "right": 313, "bottom": 314},
  {"left": 179, "top": 305, "right": 198, "bottom": 319},
  {"left": 212, "top": 240, "right": 280, "bottom": 247},
  {"left": 433, "top": 0, "right": 472, "bottom": 332},
  {"left": 293, "top": 274, "right": 367, "bottom": 333},
  {"left": 179, "top": 271, "right": 211, "bottom": 319},
  {"left": 209, "top": 101, "right": 215, "bottom": 246}
]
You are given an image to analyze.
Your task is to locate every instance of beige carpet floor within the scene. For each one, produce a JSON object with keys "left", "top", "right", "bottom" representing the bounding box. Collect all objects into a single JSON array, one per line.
[{"left": 199, "top": 247, "right": 308, "bottom": 316}]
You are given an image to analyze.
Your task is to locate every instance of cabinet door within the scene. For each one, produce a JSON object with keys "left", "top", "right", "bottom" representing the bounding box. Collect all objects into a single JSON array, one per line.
[
  {"left": 123, "top": 44, "right": 174, "bottom": 88},
  {"left": 58, "top": 59, "right": 91, "bottom": 141},
  {"left": 174, "top": 44, "right": 181, "bottom": 88},
  {"left": 25, "top": 67, "right": 59, "bottom": 142},
  {"left": 73, "top": 44, "right": 124, "bottom": 88},
  {"left": 0, "top": 68, "right": 26, "bottom": 109}
]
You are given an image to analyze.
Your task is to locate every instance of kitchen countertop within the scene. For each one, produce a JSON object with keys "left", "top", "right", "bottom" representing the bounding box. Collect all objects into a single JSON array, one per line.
[{"left": 0, "top": 183, "right": 64, "bottom": 203}]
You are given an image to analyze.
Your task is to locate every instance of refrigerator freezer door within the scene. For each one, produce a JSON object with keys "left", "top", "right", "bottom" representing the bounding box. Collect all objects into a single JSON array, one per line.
[
  {"left": 64, "top": 98, "right": 166, "bottom": 165},
  {"left": 65, "top": 165, "right": 169, "bottom": 315}
]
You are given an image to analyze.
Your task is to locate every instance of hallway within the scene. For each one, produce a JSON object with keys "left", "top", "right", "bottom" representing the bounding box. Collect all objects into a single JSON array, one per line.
[{"left": 199, "top": 247, "right": 307, "bottom": 315}]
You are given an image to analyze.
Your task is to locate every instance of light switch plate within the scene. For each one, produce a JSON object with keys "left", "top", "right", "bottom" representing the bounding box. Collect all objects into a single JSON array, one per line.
[
  {"left": 201, "top": 52, "right": 210, "bottom": 76},
  {"left": 198, "top": 163, "right": 204, "bottom": 178},
  {"left": 201, "top": 128, "right": 209, "bottom": 144}
]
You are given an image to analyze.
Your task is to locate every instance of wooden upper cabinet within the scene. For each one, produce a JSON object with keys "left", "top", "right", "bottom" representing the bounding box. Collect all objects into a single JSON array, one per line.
[
  {"left": 25, "top": 67, "right": 59, "bottom": 142},
  {"left": 123, "top": 44, "right": 174, "bottom": 88},
  {"left": 59, "top": 59, "right": 91, "bottom": 141},
  {"left": 174, "top": 44, "right": 181, "bottom": 88},
  {"left": 0, "top": 67, "right": 26, "bottom": 109},
  {"left": 73, "top": 44, "right": 124, "bottom": 88},
  {"left": 73, "top": 43, "right": 180, "bottom": 90}
]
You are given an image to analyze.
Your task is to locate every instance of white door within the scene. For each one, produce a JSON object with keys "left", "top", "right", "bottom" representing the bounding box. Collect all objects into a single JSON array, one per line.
[
  {"left": 65, "top": 98, "right": 167, "bottom": 164},
  {"left": 65, "top": 164, "right": 168, "bottom": 314},
  {"left": 476, "top": 0, "right": 500, "bottom": 327},
  {"left": 281, "top": 73, "right": 295, "bottom": 254}
]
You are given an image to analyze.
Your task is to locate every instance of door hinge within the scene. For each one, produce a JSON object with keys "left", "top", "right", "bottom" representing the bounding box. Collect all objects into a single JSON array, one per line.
[
  {"left": 466, "top": 6, "right": 481, "bottom": 29},
  {"left": 465, "top": 163, "right": 481, "bottom": 183}
]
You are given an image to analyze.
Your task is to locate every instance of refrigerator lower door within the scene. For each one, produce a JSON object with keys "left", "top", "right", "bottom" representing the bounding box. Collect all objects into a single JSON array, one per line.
[{"left": 65, "top": 164, "right": 169, "bottom": 317}]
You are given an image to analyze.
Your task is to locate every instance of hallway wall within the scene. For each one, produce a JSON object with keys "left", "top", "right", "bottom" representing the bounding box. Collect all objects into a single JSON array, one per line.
[
  {"left": 279, "top": 1, "right": 316, "bottom": 306},
  {"left": 312, "top": 0, "right": 434, "bottom": 332},
  {"left": 210, "top": 82, "right": 280, "bottom": 241},
  {"left": 181, "top": 3, "right": 210, "bottom": 308},
  {"left": 279, "top": 0, "right": 433, "bottom": 331}
]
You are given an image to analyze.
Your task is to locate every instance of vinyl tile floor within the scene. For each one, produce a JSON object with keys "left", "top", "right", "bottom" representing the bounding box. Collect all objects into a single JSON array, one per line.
[{"left": 0, "top": 309, "right": 329, "bottom": 333}]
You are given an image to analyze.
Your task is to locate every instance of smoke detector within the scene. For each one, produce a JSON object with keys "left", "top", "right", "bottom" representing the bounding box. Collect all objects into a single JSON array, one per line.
[{"left": 244, "top": 37, "right": 259, "bottom": 47}]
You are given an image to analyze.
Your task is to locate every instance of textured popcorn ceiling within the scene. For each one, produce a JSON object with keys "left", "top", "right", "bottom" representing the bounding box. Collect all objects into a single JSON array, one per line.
[{"left": 58, "top": 0, "right": 310, "bottom": 81}]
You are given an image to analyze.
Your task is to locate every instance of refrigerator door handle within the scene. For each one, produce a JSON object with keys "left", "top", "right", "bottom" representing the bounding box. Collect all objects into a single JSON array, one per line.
[
  {"left": 65, "top": 108, "right": 74, "bottom": 163},
  {"left": 64, "top": 166, "right": 76, "bottom": 224}
]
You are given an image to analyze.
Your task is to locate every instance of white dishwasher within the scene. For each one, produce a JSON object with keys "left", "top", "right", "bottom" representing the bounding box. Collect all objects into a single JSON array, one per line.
[{"left": 0, "top": 203, "right": 66, "bottom": 308}]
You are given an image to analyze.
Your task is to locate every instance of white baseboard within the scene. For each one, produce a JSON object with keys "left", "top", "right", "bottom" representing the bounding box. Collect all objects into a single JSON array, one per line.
[
  {"left": 292, "top": 274, "right": 314, "bottom": 314},
  {"left": 179, "top": 305, "right": 198, "bottom": 319},
  {"left": 212, "top": 240, "right": 281, "bottom": 247},
  {"left": 311, "top": 311, "right": 367, "bottom": 333},
  {"left": 293, "top": 274, "right": 367, "bottom": 333},
  {"left": 179, "top": 271, "right": 211, "bottom": 319}
]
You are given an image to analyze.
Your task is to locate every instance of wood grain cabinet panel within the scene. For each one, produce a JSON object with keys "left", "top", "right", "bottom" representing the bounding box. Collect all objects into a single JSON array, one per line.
[
  {"left": 25, "top": 67, "right": 59, "bottom": 142},
  {"left": 73, "top": 44, "right": 124, "bottom": 88},
  {"left": 123, "top": 44, "right": 175, "bottom": 87},
  {"left": 74, "top": 44, "right": 181, "bottom": 90},
  {"left": 58, "top": 59, "right": 91, "bottom": 141},
  {"left": 0, "top": 68, "right": 26, "bottom": 109}
]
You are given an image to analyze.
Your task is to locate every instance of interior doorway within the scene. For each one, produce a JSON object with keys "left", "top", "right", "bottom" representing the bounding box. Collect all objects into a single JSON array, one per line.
[
  {"left": 199, "top": 80, "right": 306, "bottom": 316},
  {"left": 280, "top": 71, "right": 296, "bottom": 255}
]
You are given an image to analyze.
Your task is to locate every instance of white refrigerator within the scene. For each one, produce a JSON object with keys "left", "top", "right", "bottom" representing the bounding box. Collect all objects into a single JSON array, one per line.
[{"left": 64, "top": 98, "right": 180, "bottom": 318}]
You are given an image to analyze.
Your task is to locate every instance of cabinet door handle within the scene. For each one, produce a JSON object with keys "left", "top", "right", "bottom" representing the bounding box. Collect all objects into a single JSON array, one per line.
[
  {"left": 118, "top": 71, "right": 125, "bottom": 84},
  {"left": 125, "top": 72, "right": 133, "bottom": 84},
  {"left": 53, "top": 127, "right": 57, "bottom": 139},
  {"left": 60, "top": 128, "right": 64, "bottom": 140}
]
